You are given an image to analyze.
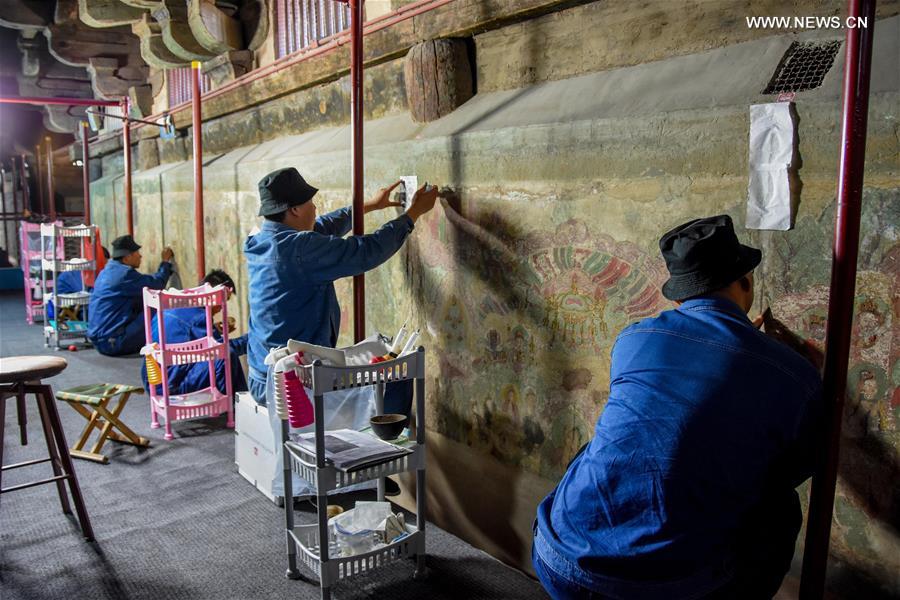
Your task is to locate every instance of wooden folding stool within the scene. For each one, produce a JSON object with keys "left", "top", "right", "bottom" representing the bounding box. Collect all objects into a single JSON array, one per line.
[{"left": 55, "top": 384, "right": 150, "bottom": 464}]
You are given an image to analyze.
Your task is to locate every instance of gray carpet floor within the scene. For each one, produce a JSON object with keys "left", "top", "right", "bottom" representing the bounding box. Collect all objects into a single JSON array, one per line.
[{"left": 0, "top": 292, "right": 547, "bottom": 600}]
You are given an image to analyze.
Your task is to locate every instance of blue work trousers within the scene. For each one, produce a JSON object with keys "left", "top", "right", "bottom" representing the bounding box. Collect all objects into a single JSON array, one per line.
[{"left": 92, "top": 315, "right": 146, "bottom": 357}]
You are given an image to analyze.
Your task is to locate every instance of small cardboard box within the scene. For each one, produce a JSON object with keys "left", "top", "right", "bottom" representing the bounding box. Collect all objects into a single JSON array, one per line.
[{"left": 234, "top": 391, "right": 283, "bottom": 506}]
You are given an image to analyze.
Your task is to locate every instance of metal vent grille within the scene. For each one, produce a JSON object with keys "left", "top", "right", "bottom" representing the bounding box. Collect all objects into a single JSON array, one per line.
[{"left": 763, "top": 41, "right": 842, "bottom": 95}]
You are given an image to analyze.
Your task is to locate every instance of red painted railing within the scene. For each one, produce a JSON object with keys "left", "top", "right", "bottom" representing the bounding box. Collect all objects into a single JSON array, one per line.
[{"left": 275, "top": 0, "right": 351, "bottom": 58}]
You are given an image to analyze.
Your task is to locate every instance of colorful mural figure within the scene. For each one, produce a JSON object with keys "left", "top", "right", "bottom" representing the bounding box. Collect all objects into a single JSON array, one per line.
[{"left": 412, "top": 208, "right": 672, "bottom": 477}]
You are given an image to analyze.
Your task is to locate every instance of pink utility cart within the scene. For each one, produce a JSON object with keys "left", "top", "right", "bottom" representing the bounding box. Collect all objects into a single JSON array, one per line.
[
  {"left": 20, "top": 220, "right": 62, "bottom": 324},
  {"left": 141, "top": 283, "right": 235, "bottom": 440}
]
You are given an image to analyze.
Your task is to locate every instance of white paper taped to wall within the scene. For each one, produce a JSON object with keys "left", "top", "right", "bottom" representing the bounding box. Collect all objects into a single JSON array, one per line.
[{"left": 747, "top": 102, "right": 795, "bottom": 231}]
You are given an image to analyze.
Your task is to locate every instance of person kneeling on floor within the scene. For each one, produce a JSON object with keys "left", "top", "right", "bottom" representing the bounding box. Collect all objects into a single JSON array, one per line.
[
  {"left": 141, "top": 269, "right": 248, "bottom": 396},
  {"left": 533, "top": 215, "right": 823, "bottom": 600},
  {"left": 88, "top": 235, "right": 174, "bottom": 356}
]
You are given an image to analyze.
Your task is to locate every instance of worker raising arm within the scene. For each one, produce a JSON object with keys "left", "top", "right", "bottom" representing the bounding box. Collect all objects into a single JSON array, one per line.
[
  {"left": 243, "top": 167, "right": 439, "bottom": 406},
  {"left": 88, "top": 235, "right": 174, "bottom": 356}
]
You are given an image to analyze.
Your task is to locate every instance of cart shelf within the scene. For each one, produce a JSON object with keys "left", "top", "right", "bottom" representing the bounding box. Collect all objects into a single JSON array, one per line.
[
  {"left": 40, "top": 223, "right": 96, "bottom": 238},
  {"left": 288, "top": 522, "right": 424, "bottom": 584},
  {"left": 147, "top": 335, "right": 227, "bottom": 366},
  {"left": 143, "top": 285, "right": 227, "bottom": 311},
  {"left": 279, "top": 348, "right": 427, "bottom": 599},
  {"left": 285, "top": 439, "right": 424, "bottom": 494},
  {"left": 41, "top": 258, "right": 96, "bottom": 272},
  {"left": 150, "top": 386, "right": 231, "bottom": 422},
  {"left": 51, "top": 292, "right": 91, "bottom": 307}
]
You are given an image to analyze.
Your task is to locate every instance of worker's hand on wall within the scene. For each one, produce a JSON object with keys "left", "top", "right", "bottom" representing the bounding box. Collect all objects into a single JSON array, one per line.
[
  {"left": 364, "top": 180, "right": 404, "bottom": 213},
  {"left": 761, "top": 311, "right": 825, "bottom": 373},
  {"left": 161, "top": 247, "right": 174, "bottom": 262},
  {"left": 406, "top": 184, "right": 439, "bottom": 223}
]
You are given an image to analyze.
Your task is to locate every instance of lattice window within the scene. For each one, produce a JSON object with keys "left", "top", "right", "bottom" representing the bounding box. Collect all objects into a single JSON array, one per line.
[
  {"left": 275, "top": 0, "right": 351, "bottom": 58},
  {"left": 762, "top": 40, "right": 842, "bottom": 95},
  {"left": 167, "top": 68, "right": 211, "bottom": 108},
  {"left": 101, "top": 104, "right": 124, "bottom": 133}
]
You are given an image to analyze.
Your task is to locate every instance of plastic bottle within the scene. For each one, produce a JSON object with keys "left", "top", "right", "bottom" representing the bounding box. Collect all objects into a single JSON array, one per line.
[
  {"left": 281, "top": 352, "right": 314, "bottom": 428},
  {"left": 389, "top": 322, "right": 409, "bottom": 355},
  {"left": 400, "top": 329, "right": 420, "bottom": 356}
]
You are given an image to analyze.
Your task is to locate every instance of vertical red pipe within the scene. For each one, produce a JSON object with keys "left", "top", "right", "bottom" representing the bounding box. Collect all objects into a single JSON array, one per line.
[
  {"left": 349, "top": 0, "right": 364, "bottom": 343},
  {"left": 122, "top": 97, "right": 134, "bottom": 235},
  {"left": 192, "top": 60, "right": 206, "bottom": 279},
  {"left": 45, "top": 137, "right": 55, "bottom": 220},
  {"left": 81, "top": 121, "right": 91, "bottom": 225},
  {"left": 799, "top": 1, "right": 876, "bottom": 598}
]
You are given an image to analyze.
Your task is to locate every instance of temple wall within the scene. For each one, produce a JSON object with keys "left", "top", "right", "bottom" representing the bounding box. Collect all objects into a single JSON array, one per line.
[{"left": 88, "top": 4, "right": 900, "bottom": 597}]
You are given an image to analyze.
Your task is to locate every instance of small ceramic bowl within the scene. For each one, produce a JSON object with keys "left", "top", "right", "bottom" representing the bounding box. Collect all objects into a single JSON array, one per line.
[{"left": 370, "top": 414, "right": 407, "bottom": 441}]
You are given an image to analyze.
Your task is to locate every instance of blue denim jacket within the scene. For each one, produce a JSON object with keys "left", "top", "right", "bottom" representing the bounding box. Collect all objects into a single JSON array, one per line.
[
  {"left": 535, "top": 297, "right": 822, "bottom": 597},
  {"left": 57, "top": 270, "right": 85, "bottom": 294},
  {"left": 243, "top": 206, "right": 414, "bottom": 388},
  {"left": 140, "top": 307, "right": 248, "bottom": 395},
  {"left": 88, "top": 259, "right": 172, "bottom": 342}
]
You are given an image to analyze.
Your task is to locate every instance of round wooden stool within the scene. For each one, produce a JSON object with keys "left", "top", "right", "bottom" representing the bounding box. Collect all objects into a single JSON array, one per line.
[{"left": 0, "top": 355, "right": 94, "bottom": 541}]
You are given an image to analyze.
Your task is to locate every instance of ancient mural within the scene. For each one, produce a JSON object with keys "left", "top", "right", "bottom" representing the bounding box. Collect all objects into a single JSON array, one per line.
[
  {"left": 329, "top": 192, "right": 672, "bottom": 479},
  {"left": 92, "top": 126, "right": 899, "bottom": 597}
]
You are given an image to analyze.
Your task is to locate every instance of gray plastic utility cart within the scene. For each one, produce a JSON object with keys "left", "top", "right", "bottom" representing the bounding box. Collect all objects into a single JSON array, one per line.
[
  {"left": 278, "top": 348, "right": 427, "bottom": 600},
  {"left": 39, "top": 223, "right": 97, "bottom": 349}
]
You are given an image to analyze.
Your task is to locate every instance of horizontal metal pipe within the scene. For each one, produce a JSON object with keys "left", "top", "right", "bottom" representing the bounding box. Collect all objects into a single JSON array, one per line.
[
  {"left": 85, "top": 109, "right": 165, "bottom": 128},
  {"left": 0, "top": 96, "right": 120, "bottom": 107}
]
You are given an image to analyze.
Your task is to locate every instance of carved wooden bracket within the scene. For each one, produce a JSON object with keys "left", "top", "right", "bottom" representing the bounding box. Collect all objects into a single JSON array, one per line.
[
  {"left": 201, "top": 49, "right": 253, "bottom": 89},
  {"left": 153, "top": 1, "right": 217, "bottom": 61}
]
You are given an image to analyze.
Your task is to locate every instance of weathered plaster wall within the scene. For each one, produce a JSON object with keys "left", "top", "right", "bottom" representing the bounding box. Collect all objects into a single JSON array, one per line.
[
  {"left": 475, "top": 0, "right": 900, "bottom": 92},
  {"left": 88, "top": 5, "right": 899, "bottom": 598}
]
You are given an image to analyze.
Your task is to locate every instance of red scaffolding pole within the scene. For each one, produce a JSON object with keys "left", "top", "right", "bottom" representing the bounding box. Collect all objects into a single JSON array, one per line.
[
  {"left": 348, "top": 0, "right": 365, "bottom": 343},
  {"left": 192, "top": 60, "right": 206, "bottom": 278},
  {"left": 82, "top": 121, "right": 91, "bottom": 224},
  {"left": 799, "top": 0, "right": 877, "bottom": 597},
  {"left": 0, "top": 96, "right": 120, "bottom": 108},
  {"left": 122, "top": 96, "right": 134, "bottom": 235}
]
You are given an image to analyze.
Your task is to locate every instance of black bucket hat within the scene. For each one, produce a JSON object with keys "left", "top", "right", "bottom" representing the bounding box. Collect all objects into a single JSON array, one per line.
[
  {"left": 257, "top": 167, "right": 318, "bottom": 216},
  {"left": 659, "top": 214, "right": 761, "bottom": 302},
  {"left": 111, "top": 234, "right": 141, "bottom": 259}
]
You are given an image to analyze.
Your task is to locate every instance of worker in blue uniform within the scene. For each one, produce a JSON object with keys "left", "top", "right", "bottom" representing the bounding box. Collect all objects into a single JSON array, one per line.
[
  {"left": 533, "top": 215, "right": 823, "bottom": 600},
  {"left": 244, "top": 167, "right": 438, "bottom": 404},
  {"left": 141, "top": 269, "right": 248, "bottom": 396},
  {"left": 88, "top": 235, "right": 174, "bottom": 356},
  {"left": 244, "top": 167, "right": 438, "bottom": 499}
]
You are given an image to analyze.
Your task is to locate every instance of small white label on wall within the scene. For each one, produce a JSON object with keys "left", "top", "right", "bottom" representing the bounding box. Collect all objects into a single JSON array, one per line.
[{"left": 747, "top": 102, "right": 796, "bottom": 231}]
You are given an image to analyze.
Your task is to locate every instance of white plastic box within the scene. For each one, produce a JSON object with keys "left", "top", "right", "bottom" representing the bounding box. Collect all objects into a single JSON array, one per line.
[{"left": 235, "top": 391, "right": 284, "bottom": 506}]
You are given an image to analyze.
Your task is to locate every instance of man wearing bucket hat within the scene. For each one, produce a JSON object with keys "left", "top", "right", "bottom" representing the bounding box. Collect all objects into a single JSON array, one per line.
[
  {"left": 533, "top": 215, "right": 822, "bottom": 599},
  {"left": 244, "top": 167, "right": 438, "bottom": 404},
  {"left": 244, "top": 167, "right": 438, "bottom": 500},
  {"left": 88, "top": 234, "right": 175, "bottom": 356}
]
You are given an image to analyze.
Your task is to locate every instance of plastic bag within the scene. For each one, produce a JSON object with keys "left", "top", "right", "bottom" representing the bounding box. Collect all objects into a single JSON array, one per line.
[{"left": 328, "top": 502, "right": 406, "bottom": 556}]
